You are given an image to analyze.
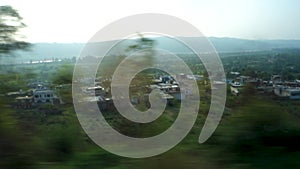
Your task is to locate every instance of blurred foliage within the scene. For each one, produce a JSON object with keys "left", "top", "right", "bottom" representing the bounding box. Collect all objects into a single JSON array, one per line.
[
  {"left": 52, "top": 64, "right": 73, "bottom": 85},
  {"left": 0, "top": 6, "right": 31, "bottom": 55}
]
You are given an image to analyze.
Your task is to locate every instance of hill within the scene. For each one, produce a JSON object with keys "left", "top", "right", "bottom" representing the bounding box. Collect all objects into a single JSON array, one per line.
[{"left": 2, "top": 37, "right": 300, "bottom": 64}]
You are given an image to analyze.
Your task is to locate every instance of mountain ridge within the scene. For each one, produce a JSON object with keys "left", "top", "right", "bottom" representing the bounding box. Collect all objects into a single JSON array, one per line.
[{"left": 3, "top": 37, "right": 300, "bottom": 64}]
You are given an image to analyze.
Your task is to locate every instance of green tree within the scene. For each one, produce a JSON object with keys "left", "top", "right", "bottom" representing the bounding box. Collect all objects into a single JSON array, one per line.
[
  {"left": 0, "top": 6, "right": 30, "bottom": 55},
  {"left": 52, "top": 64, "right": 74, "bottom": 84},
  {"left": 0, "top": 7, "right": 33, "bottom": 167}
]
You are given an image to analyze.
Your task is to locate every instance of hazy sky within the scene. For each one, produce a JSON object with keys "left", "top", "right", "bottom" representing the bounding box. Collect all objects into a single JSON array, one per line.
[{"left": 1, "top": 0, "right": 300, "bottom": 43}]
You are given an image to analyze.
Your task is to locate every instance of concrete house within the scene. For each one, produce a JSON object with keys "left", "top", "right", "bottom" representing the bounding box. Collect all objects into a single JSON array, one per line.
[
  {"left": 274, "top": 86, "right": 300, "bottom": 99},
  {"left": 33, "top": 89, "right": 56, "bottom": 103}
]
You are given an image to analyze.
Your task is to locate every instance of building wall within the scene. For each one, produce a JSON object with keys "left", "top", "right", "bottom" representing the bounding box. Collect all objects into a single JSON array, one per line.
[{"left": 33, "top": 90, "right": 55, "bottom": 103}]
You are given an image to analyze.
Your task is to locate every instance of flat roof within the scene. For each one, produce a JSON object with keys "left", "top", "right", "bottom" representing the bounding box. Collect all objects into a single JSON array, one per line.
[
  {"left": 16, "top": 96, "right": 33, "bottom": 100},
  {"left": 288, "top": 89, "right": 300, "bottom": 92},
  {"left": 33, "top": 90, "right": 54, "bottom": 93},
  {"left": 86, "top": 86, "right": 104, "bottom": 90}
]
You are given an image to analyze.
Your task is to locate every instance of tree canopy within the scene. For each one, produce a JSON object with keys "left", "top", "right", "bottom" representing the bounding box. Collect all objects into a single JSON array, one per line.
[{"left": 0, "top": 5, "right": 30, "bottom": 55}]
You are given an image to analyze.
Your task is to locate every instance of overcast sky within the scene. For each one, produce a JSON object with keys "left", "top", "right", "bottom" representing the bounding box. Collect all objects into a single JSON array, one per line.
[{"left": 1, "top": 0, "right": 300, "bottom": 43}]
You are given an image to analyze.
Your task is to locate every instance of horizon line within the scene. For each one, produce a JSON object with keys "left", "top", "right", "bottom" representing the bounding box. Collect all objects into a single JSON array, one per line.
[{"left": 28, "top": 36, "right": 300, "bottom": 44}]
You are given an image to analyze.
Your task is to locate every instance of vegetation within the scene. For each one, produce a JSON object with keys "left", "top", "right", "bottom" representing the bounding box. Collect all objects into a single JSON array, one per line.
[
  {"left": 1, "top": 48, "right": 300, "bottom": 168},
  {"left": 0, "top": 6, "right": 30, "bottom": 55},
  {"left": 221, "top": 49, "right": 300, "bottom": 80}
]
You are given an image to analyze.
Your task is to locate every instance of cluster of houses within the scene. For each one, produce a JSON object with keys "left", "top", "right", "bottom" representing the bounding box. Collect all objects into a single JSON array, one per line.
[
  {"left": 7, "top": 81, "right": 60, "bottom": 109},
  {"left": 272, "top": 76, "right": 300, "bottom": 99},
  {"left": 77, "top": 73, "right": 202, "bottom": 111},
  {"left": 229, "top": 73, "right": 300, "bottom": 99},
  {"left": 150, "top": 74, "right": 203, "bottom": 102},
  {"left": 12, "top": 72, "right": 299, "bottom": 110}
]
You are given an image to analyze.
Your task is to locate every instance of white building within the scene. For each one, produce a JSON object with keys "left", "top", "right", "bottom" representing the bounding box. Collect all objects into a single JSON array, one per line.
[
  {"left": 274, "top": 86, "right": 300, "bottom": 99},
  {"left": 82, "top": 86, "right": 105, "bottom": 96},
  {"left": 33, "top": 89, "right": 56, "bottom": 103}
]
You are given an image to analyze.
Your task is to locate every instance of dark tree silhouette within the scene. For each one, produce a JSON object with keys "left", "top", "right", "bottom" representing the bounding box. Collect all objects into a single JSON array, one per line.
[{"left": 0, "top": 6, "right": 30, "bottom": 55}]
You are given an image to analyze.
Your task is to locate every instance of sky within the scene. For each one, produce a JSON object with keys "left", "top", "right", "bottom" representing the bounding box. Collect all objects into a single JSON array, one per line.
[{"left": 1, "top": 0, "right": 300, "bottom": 43}]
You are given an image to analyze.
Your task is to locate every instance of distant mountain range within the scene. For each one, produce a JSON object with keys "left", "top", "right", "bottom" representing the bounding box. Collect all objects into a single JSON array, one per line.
[
  {"left": 209, "top": 37, "right": 300, "bottom": 52},
  {"left": 156, "top": 37, "right": 300, "bottom": 53},
  {"left": 4, "top": 37, "right": 300, "bottom": 64}
]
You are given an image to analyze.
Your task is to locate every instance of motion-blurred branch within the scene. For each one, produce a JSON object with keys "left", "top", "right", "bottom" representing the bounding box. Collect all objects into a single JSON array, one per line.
[{"left": 0, "top": 6, "right": 31, "bottom": 56}]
